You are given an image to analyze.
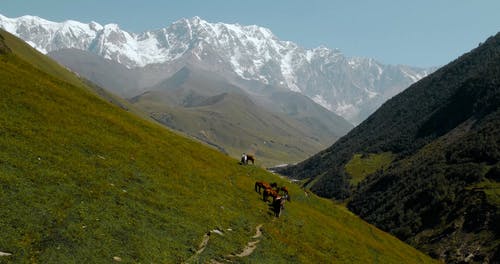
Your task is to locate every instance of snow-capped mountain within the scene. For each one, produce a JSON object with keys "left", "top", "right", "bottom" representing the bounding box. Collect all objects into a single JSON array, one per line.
[{"left": 0, "top": 14, "right": 433, "bottom": 124}]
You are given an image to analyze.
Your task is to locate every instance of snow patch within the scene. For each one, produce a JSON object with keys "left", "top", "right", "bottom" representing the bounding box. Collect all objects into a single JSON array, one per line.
[
  {"left": 25, "top": 40, "right": 47, "bottom": 53},
  {"left": 364, "top": 88, "right": 378, "bottom": 99},
  {"left": 312, "top": 94, "right": 333, "bottom": 111},
  {"left": 335, "top": 101, "right": 359, "bottom": 120},
  {"left": 400, "top": 68, "right": 429, "bottom": 83},
  {"left": 281, "top": 50, "right": 301, "bottom": 92},
  {"left": 401, "top": 69, "right": 419, "bottom": 82}
]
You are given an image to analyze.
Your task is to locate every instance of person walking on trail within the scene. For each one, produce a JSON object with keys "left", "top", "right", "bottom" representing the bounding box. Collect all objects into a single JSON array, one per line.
[{"left": 273, "top": 196, "right": 285, "bottom": 217}]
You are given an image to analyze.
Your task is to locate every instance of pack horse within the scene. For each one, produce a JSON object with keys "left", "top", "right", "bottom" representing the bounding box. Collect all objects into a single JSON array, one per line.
[{"left": 254, "top": 180, "right": 291, "bottom": 217}]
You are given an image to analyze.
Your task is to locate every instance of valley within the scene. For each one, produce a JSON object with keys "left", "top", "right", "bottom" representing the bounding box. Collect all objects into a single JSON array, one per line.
[
  {"left": 0, "top": 9, "right": 498, "bottom": 263},
  {"left": 0, "top": 29, "right": 438, "bottom": 263}
]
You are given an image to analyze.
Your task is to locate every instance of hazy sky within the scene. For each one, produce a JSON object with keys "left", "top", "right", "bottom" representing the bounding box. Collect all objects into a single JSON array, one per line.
[{"left": 1, "top": 0, "right": 499, "bottom": 67}]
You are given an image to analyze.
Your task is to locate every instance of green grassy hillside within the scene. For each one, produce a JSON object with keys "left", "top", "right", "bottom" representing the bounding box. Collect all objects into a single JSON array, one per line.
[
  {"left": 0, "top": 30, "right": 151, "bottom": 123},
  {"left": 0, "top": 30, "right": 436, "bottom": 263},
  {"left": 344, "top": 152, "right": 394, "bottom": 185},
  {"left": 134, "top": 90, "right": 331, "bottom": 167}
]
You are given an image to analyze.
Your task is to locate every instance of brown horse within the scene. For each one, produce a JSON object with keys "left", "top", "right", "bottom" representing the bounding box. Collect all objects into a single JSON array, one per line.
[
  {"left": 255, "top": 181, "right": 271, "bottom": 193},
  {"left": 263, "top": 187, "right": 280, "bottom": 202},
  {"left": 270, "top": 184, "right": 290, "bottom": 201},
  {"left": 279, "top": 186, "right": 289, "bottom": 196}
]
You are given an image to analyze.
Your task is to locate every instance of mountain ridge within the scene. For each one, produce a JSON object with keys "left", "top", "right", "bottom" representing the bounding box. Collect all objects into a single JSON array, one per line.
[
  {"left": 130, "top": 65, "right": 352, "bottom": 166},
  {"left": 0, "top": 14, "right": 433, "bottom": 124}
]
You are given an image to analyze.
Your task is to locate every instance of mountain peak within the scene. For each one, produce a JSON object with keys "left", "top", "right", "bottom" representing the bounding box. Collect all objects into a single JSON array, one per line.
[
  {"left": 0, "top": 13, "right": 432, "bottom": 124},
  {"left": 18, "top": 14, "right": 45, "bottom": 21},
  {"left": 89, "top": 21, "right": 103, "bottom": 31},
  {"left": 102, "top": 23, "right": 121, "bottom": 32},
  {"left": 186, "top": 16, "right": 204, "bottom": 25}
]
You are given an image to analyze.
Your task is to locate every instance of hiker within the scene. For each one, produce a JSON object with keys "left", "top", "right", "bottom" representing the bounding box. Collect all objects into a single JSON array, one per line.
[{"left": 272, "top": 196, "right": 286, "bottom": 217}]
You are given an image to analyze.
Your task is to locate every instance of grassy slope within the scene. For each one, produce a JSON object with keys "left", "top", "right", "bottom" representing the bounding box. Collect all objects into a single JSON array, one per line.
[
  {"left": 1, "top": 30, "right": 152, "bottom": 123},
  {"left": 468, "top": 180, "right": 500, "bottom": 205},
  {"left": 345, "top": 153, "right": 395, "bottom": 185},
  {"left": 0, "top": 31, "right": 436, "bottom": 263},
  {"left": 1, "top": 30, "right": 87, "bottom": 89},
  {"left": 134, "top": 91, "right": 328, "bottom": 167}
]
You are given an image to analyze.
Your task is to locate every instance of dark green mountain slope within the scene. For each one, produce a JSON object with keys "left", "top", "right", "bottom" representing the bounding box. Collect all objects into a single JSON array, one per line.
[
  {"left": 278, "top": 33, "right": 500, "bottom": 263},
  {"left": 349, "top": 109, "right": 500, "bottom": 262},
  {"left": 0, "top": 29, "right": 436, "bottom": 263},
  {"left": 279, "top": 33, "right": 500, "bottom": 197}
]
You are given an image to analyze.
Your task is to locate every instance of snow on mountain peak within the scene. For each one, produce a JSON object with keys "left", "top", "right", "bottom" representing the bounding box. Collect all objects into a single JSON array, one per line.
[
  {"left": 0, "top": 14, "right": 16, "bottom": 32},
  {"left": 187, "top": 16, "right": 204, "bottom": 26},
  {"left": 0, "top": 14, "right": 433, "bottom": 124},
  {"left": 0, "top": 14, "right": 311, "bottom": 79},
  {"left": 89, "top": 21, "right": 103, "bottom": 31},
  {"left": 102, "top": 23, "right": 121, "bottom": 32}
]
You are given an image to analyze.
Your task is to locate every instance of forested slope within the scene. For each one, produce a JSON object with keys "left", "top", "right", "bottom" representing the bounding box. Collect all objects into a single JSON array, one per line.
[{"left": 278, "top": 33, "right": 500, "bottom": 262}]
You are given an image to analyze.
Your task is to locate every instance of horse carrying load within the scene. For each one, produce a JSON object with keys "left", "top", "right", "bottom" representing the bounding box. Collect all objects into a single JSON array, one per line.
[{"left": 254, "top": 181, "right": 291, "bottom": 217}]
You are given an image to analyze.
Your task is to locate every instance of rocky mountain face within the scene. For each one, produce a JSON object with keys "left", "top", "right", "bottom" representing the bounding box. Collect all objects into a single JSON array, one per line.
[
  {"left": 0, "top": 14, "right": 432, "bottom": 124},
  {"left": 278, "top": 33, "right": 500, "bottom": 263}
]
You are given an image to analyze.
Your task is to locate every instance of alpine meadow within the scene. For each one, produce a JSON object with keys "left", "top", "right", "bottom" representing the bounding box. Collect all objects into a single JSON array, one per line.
[{"left": 0, "top": 29, "right": 438, "bottom": 263}]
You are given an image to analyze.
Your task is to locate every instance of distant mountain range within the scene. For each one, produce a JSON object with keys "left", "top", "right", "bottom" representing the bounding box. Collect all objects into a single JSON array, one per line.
[
  {"left": 278, "top": 33, "right": 500, "bottom": 263},
  {"left": 128, "top": 64, "right": 353, "bottom": 165},
  {"left": 0, "top": 14, "right": 433, "bottom": 125}
]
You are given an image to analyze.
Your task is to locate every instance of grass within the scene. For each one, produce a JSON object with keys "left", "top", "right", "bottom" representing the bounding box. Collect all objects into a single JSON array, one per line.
[
  {"left": 1, "top": 29, "right": 88, "bottom": 89},
  {"left": 345, "top": 152, "right": 395, "bottom": 185},
  {"left": 0, "top": 30, "right": 437, "bottom": 263},
  {"left": 132, "top": 82, "right": 335, "bottom": 168},
  {"left": 139, "top": 97, "right": 322, "bottom": 168},
  {"left": 467, "top": 163, "right": 500, "bottom": 206},
  {"left": 467, "top": 178, "right": 500, "bottom": 206}
]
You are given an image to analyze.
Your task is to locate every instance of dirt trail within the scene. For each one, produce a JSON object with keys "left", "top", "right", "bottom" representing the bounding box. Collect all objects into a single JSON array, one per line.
[
  {"left": 184, "top": 224, "right": 264, "bottom": 264},
  {"left": 227, "top": 224, "right": 263, "bottom": 258},
  {"left": 183, "top": 232, "right": 211, "bottom": 264},
  {"left": 185, "top": 224, "right": 264, "bottom": 263}
]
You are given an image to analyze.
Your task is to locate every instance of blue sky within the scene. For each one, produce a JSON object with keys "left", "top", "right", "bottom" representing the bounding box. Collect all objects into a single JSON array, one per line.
[{"left": 1, "top": 0, "right": 499, "bottom": 67}]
